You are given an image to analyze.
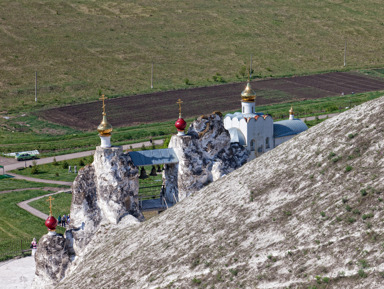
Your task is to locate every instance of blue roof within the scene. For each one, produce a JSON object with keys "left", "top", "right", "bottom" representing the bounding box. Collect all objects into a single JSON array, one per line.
[
  {"left": 228, "top": 128, "right": 246, "bottom": 145},
  {"left": 273, "top": 119, "right": 308, "bottom": 138},
  {"left": 128, "top": 148, "right": 179, "bottom": 167}
]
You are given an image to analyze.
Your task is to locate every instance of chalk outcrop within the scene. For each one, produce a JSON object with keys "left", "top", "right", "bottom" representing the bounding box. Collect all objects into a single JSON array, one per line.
[
  {"left": 68, "top": 146, "right": 142, "bottom": 258},
  {"left": 163, "top": 113, "right": 248, "bottom": 201},
  {"left": 56, "top": 96, "right": 384, "bottom": 289},
  {"left": 32, "top": 233, "right": 69, "bottom": 289}
]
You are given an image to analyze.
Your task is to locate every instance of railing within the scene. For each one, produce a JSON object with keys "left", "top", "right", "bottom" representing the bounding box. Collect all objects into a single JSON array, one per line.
[
  {"left": 139, "top": 185, "right": 162, "bottom": 196},
  {"left": 0, "top": 238, "right": 36, "bottom": 262}
]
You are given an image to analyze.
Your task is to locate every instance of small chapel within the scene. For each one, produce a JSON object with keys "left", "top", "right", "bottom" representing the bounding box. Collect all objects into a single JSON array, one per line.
[{"left": 223, "top": 80, "right": 308, "bottom": 160}]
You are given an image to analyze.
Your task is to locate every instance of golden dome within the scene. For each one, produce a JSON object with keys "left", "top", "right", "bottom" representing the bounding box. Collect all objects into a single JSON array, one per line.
[
  {"left": 241, "top": 81, "right": 256, "bottom": 102},
  {"left": 97, "top": 114, "right": 113, "bottom": 136},
  {"left": 289, "top": 106, "right": 294, "bottom": 115}
]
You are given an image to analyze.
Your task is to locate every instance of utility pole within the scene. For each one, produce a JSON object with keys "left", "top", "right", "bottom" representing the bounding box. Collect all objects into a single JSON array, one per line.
[
  {"left": 344, "top": 40, "right": 347, "bottom": 67},
  {"left": 35, "top": 71, "right": 37, "bottom": 102},
  {"left": 151, "top": 62, "right": 154, "bottom": 89}
]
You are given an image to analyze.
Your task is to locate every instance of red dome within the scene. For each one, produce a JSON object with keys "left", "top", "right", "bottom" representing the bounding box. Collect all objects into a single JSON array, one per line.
[
  {"left": 175, "top": 118, "right": 187, "bottom": 131},
  {"left": 45, "top": 216, "right": 58, "bottom": 231}
]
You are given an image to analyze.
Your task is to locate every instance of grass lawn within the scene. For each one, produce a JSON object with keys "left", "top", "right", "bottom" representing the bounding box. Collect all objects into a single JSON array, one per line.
[
  {"left": 10, "top": 157, "right": 93, "bottom": 182},
  {"left": 0, "top": 189, "right": 66, "bottom": 261},
  {"left": 0, "top": 178, "right": 68, "bottom": 192},
  {"left": 1, "top": 90, "right": 383, "bottom": 158},
  {"left": 29, "top": 192, "right": 72, "bottom": 220}
]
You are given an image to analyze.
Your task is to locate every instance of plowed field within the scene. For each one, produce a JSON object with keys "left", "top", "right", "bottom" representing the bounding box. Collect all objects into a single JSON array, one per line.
[{"left": 40, "top": 72, "right": 384, "bottom": 130}]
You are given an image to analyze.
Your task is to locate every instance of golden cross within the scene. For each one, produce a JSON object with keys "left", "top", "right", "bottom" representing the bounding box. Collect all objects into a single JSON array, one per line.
[
  {"left": 99, "top": 94, "right": 107, "bottom": 115},
  {"left": 176, "top": 99, "right": 183, "bottom": 117},
  {"left": 46, "top": 196, "right": 54, "bottom": 216}
]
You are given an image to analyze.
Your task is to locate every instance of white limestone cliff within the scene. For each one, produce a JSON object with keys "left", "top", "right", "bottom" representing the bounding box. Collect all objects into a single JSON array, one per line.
[{"left": 163, "top": 113, "right": 248, "bottom": 201}]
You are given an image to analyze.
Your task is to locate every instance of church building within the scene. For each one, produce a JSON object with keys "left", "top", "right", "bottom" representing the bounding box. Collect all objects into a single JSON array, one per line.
[{"left": 224, "top": 80, "right": 308, "bottom": 160}]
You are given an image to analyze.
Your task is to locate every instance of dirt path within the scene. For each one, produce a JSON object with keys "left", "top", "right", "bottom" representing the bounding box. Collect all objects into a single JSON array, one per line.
[{"left": 17, "top": 190, "right": 71, "bottom": 220}]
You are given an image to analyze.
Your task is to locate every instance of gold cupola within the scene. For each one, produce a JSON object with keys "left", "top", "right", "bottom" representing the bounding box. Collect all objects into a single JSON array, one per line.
[
  {"left": 289, "top": 106, "right": 294, "bottom": 115},
  {"left": 241, "top": 81, "right": 256, "bottom": 103},
  {"left": 97, "top": 95, "right": 113, "bottom": 136}
]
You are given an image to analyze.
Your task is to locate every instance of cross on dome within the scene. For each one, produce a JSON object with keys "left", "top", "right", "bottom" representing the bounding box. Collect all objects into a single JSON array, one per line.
[
  {"left": 99, "top": 94, "right": 107, "bottom": 116},
  {"left": 176, "top": 98, "right": 183, "bottom": 118},
  {"left": 46, "top": 196, "right": 55, "bottom": 216}
]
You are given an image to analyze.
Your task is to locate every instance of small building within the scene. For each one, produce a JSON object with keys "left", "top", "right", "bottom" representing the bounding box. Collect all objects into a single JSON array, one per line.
[{"left": 224, "top": 81, "right": 308, "bottom": 160}]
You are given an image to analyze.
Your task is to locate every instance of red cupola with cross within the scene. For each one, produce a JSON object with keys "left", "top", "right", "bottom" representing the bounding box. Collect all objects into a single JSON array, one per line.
[
  {"left": 175, "top": 99, "right": 187, "bottom": 135},
  {"left": 45, "top": 196, "right": 58, "bottom": 235}
]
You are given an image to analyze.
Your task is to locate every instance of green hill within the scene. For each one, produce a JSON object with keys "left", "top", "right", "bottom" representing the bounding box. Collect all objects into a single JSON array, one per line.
[{"left": 0, "top": 0, "right": 383, "bottom": 112}]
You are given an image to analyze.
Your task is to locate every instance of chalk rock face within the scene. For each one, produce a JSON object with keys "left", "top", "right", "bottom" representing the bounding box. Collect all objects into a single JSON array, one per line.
[
  {"left": 32, "top": 233, "right": 69, "bottom": 289},
  {"left": 69, "top": 146, "right": 142, "bottom": 258},
  {"left": 164, "top": 113, "right": 248, "bottom": 200}
]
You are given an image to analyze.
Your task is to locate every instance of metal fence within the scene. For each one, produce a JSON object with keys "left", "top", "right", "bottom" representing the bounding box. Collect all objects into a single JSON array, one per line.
[
  {"left": 0, "top": 238, "right": 35, "bottom": 261},
  {"left": 139, "top": 185, "right": 163, "bottom": 198}
]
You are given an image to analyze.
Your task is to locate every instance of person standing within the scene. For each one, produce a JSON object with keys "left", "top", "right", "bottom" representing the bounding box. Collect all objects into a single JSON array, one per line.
[
  {"left": 58, "top": 215, "right": 62, "bottom": 227},
  {"left": 30, "top": 238, "right": 37, "bottom": 256},
  {"left": 62, "top": 214, "right": 66, "bottom": 227}
]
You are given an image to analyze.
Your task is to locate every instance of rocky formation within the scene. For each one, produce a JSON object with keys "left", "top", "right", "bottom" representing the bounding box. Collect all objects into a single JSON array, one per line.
[
  {"left": 163, "top": 112, "right": 248, "bottom": 201},
  {"left": 68, "top": 146, "right": 143, "bottom": 259},
  {"left": 56, "top": 96, "right": 384, "bottom": 288},
  {"left": 32, "top": 233, "right": 69, "bottom": 289}
]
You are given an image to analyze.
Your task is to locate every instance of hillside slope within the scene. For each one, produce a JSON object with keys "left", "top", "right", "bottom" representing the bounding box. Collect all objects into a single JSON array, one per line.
[
  {"left": 57, "top": 96, "right": 384, "bottom": 288},
  {"left": 1, "top": 0, "right": 383, "bottom": 112}
]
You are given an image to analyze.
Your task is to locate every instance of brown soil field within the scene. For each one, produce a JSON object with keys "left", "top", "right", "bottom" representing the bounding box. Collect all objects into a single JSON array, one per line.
[{"left": 39, "top": 72, "right": 384, "bottom": 130}]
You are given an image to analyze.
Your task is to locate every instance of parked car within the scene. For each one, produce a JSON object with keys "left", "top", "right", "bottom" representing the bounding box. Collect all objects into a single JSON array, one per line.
[{"left": 16, "top": 153, "right": 37, "bottom": 161}]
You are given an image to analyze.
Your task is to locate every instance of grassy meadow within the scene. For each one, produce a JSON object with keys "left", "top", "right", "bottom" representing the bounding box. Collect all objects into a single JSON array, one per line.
[
  {"left": 28, "top": 192, "right": 72, "bottom": 220},
  {"left": 1, "top": 89, "right": 383, "bottom": 157},
  {"left": 0, "top": 189, "right": 67, "bottom": 261},
  {"left": 0, "top": 0, "right": 383, "bottom": 114},
  {"left": 0, "top": 178, "right": 67, "bottom": 192}
]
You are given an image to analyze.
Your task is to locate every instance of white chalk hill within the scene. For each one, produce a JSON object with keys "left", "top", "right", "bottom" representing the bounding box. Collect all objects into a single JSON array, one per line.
[{"left": 58, "top": 96, "right": 384, "bottom": 288}]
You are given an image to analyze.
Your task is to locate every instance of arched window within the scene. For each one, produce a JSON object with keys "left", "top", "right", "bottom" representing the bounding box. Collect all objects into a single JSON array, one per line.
[
  {"left": 250, "top": 139, "right": 256, "bottom": 151},
  {"left": 266, "top": 137, "right": 270, "bottom": 149}
]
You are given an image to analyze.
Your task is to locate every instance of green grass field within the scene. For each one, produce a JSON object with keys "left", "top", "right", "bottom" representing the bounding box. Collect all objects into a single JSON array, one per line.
[
  {"left": 28, "top": 192, "right": 72, "bottom": 220},
  {"left": 0, "top": 189, "right": 66, "bottom": 261},
  {"left": 0, "top": 0, "right": 383, "bottom": 114},
  {"left": 1, "top": 90, "right": 382, "bottom": 157},
  {"left": 0, "top": 178, "right": 68, "bottom": 192},
  {"left": 10, "top": 156, "right": 93, "bottom": 182}
]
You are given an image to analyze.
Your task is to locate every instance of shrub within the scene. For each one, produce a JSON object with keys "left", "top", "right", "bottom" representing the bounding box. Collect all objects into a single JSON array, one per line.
[
  {"left": 345, "top": 165, "right": 353, "bottom": 172},
  {"left": 346, "top": 205, "right": 352, "bottom": 212},
  {"left": 320, "top": 211, "right": 326, "bottom": 217},
  {"left": 358, "top": 269, "right": 367, "bottom": 278},
  {"left": 52, "top": 157, "right": 58, "bottom": 166},
  {"left": 192, "top": 278, "right": 201, "bottom": 284},
  {"left": 362, "top": 213, "right": 374, "bottom": 220},
  {"left": 79, "top": 159, "right": 85, "bottom": 166},
  {"left": 347, "top": 217, "right": 356, "bottom": 223},
  {"left": 361, "top": 189, "right": 367, "bottom": 196},
  {"left": 62, "top": 160, "right": 69, "bottom": 169},
  {"left": 31, "top": 161, "right": 39, "bottom": 174}
]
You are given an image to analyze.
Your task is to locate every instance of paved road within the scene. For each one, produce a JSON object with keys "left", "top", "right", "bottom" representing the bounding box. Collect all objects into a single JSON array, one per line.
[{"left": 2, "top": 139, "right": 163, "bottom": 172}]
